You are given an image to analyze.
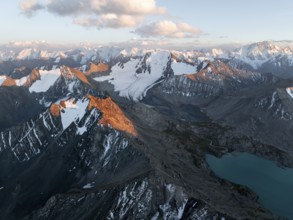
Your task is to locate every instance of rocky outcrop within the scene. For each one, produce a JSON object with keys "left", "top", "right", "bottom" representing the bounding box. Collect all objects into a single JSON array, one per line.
[
  {"left": 24, "top": 69, "right": 40, "bottom": 87},
  {"left": 61, "top": 66, "right": 91, "bottom": 86},
  {"left": 49, "top": 103, "right": 61, "bottom": 117},
  {"left": 88, "top": 95, "right": 138, "bottom": 136},
  {"left": 0, "top": 109, "right": 62, "bottom": 161},
  {"left": 86, "top": 62, "right": 110, "bottom": 76},
  {"left": 1, "top": 77, "right": 16, "bottom": 87},
  {"left": 161, "top": 60, "right": 267, "bottom": 98}
]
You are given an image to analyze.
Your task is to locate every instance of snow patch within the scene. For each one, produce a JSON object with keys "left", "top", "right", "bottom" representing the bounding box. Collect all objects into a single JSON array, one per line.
[
  {"left": 76, "top": 108, "right": 99, "bottom": 135},
  {"left": 286, "top": 88, "right": 293, "bottom": 99},
  {"left": 29, "top": 69, "right": 61, "bottom": 93},
  {"left": 60, "top": 98, "right": 89, "bottom": 131},
  {"left": 269, "top": 91, "right": 277, "bottom": 108},
  {"left": 54, "top": 56, "right": 60, "bottom": 63},
  {"left": 83, "top": 182, "right": 95, "bottom": 189},
  {"left": 94, "top": 75, "right": 113, "bottom": 82},
  {"left": 15, "top": 76, "right": 28, "bottom": 86},
  {"left": 81, "top": 65, "right": 87, "bottom": 72},
  {"left": 171, "top": 61, "right": 196, "bottom": 75}
]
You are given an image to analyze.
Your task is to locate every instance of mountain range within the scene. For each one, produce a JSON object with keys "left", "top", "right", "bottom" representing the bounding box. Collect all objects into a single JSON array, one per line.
[{"left": 0, "top": 41, "right": 293, "bottom": 219}]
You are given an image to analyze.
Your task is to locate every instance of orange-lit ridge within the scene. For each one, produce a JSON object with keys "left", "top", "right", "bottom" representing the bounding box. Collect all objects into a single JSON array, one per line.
[
  {"left": 49, "top": 95, "right": 138, "bottom": 137},
  {"left": 86, "top": 62, "right": 110, "bottom": 76},
  {"left": 49, "top": 103, "right": 61, "bottom": 117},
  {"left": 1, "top": 66, "right": 93, "bottom": 88},
  {"left": 26, "top": 69, "right": 41, "bottom": 86},
  {"left": 1, "top": 69, "right": 41, "bottom": 87},
  {"left": 2, "top": 77, "right": 17, "bottom": 86},
  {"left": 66, "top": 67, "right": 91, "bottom": 85},
  {"left": 88, "top": 95, "right": 138, "bottom": 137},
  {"left": 184, "top": 60, "right": 239, "bottom": 81}
]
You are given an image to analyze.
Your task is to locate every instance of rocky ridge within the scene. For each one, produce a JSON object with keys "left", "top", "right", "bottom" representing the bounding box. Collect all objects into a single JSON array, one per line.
[{"left": 1, "top": 41, "right": 293, "bottom": 219}]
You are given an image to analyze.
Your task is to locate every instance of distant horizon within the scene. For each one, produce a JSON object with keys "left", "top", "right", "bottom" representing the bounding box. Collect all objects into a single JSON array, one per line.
[{"left": 1, "top": 39, "right": 293, "bottom": 51}]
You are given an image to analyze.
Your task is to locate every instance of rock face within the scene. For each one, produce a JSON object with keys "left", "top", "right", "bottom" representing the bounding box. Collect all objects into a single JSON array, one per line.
[
  {"left": 1, "top": 44, "right": 293, "bottom": 220},
  {"left": 86, "top": 62, "right": 110, "bottom": 76},
  {"left": 25, "top": 69, "right": 41, "bottom": 87},
  {"left": 88, "top": 95, "right": 138, "bottom": 136},
  {"left": 1, "top": 77, "right": 17, "bottom": 86},
  {"left": 60, "top": 66, "right": 91, "bottom": 86},
  {"left": 160, "top": 60, "right": 268, "bottom": 98},
  {"left": 49, "top": 103, "right": 61, "bottom": 117}
]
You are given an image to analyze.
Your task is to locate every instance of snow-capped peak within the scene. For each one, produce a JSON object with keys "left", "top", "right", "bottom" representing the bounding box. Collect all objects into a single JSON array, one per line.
[
  {"left": 235, "top": 41, "right": 284, "bottom": 58},
  {"left": 209, "top": 48, "right": 226, "bottom": 57},
  {"left": 229, "top": 41, "right": 293, "bottom": 69},
  {"left": 94, "top": 50, "right": 171, "bottom": 101},
  {"left": 16, "top": 48, "right": 41, "bottom": 60}
]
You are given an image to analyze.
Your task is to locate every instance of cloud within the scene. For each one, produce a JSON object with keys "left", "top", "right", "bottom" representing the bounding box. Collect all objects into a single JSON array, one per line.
[
  {"left": 18, "top": 0, "right": 202, "bottom": 40},
  {"left": 134, "top": 20, "right": 201, "bottom": 39},
  {"left": 46, "top": 0, "right": 89, "bottom": 16},
  {"left": 74, "top": 14, "right": 144, "bottom": 28},
  {"left": 19, "top": 0, "right": 44, "bottom": 17},
  {"left": 19, "top": 0, "right": 166, "bottom": 28},
  {"left": 90, "top": 0, "right": 165, "bottom": 15}
]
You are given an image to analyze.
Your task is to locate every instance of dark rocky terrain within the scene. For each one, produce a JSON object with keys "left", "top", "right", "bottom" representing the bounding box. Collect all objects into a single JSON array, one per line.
[{"left": 1, "top": 43, "right": 293, "bottom": 219}]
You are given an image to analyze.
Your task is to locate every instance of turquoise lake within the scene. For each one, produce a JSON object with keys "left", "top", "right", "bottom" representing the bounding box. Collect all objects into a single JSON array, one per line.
[{"left": 206, "top": 153, "right": 293, "bottom": 219}]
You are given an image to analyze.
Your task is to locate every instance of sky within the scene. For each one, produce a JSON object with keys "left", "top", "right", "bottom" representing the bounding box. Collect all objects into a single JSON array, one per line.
[{"left": 1, "top": 0, "right": 293, "bottom": 48}]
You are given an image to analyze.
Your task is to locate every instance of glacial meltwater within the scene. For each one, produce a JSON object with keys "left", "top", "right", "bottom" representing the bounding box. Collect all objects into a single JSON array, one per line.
[{"left": 206, "top": 153, "right": 293, "bottom": 219}]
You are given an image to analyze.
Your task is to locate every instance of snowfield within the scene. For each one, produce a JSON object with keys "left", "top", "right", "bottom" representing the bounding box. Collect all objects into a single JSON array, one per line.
[
  {"left": 29, "top": 69, "right": 61, "bottom": 93},
  {"left": 60, "top": 98, "right": 89, "bottom": 131},
  {"left": 15, "top": 76, "right": 28, "bottom": 86},
  {"left": 94, "top": 51, "right": 170, "bottom": 101},
  {"left": 171, "top": 60, "right": 196, "bottom": 75}
]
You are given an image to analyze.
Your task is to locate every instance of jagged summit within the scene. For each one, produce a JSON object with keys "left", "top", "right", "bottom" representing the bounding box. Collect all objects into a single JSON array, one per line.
[
  {"left": 0, "top": 65, "right": 92, "bottom": 92},
  {"left": 173, "top": 59, "right": 261, "bottom": 85},
  {"left": 186, "top": 60, "right": 237, "bottom": 80},
  {"left": 0, "top": 41, "right": 293, "bottom": 79},
  {"left": 233, "top": 41, "right": 290, "bottom": 62},
  {"left": 0, "top": 41, "right": 292, "bottom": 79}
]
